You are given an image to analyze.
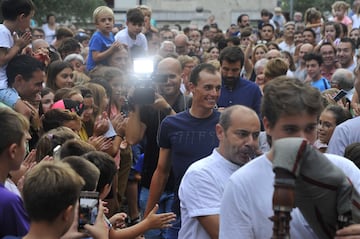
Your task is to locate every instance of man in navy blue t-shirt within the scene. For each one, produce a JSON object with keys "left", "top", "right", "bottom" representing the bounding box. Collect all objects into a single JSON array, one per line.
[{"left": 144, "top": 63, "right": 222, "bottom": 239}]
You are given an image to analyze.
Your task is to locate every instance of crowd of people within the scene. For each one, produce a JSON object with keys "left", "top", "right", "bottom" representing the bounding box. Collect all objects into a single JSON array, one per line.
[{"left": 2, "top": 0, "right": 360, "bottom": 238}]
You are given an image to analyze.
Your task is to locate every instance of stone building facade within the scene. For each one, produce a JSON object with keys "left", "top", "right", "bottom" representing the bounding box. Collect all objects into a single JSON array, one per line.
[{"left": 114, "top": 0, "right": 277, "bottom": 30}]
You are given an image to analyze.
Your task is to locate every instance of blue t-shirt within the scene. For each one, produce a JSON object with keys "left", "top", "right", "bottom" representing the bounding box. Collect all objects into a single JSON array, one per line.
[
  {"left": 158, "top": 110, "right": 220, "bottom": 214},
  {"left": 311, "top": 77, "right": 331, "bottom": 92},
  {"left": 87, "top": 31, "right": 115, "bottom": 71},
  {"left": 217, "top": 78, "right": 262, "bottom": 117},
  {"left": 0, "top": 184, "right": 29, "bottom": 238}
]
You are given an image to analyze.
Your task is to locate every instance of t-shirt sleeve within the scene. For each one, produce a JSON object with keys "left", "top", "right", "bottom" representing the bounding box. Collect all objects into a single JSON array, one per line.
[
  {"left": 0, "top": 29, "right": 12, "bottom": 49},
  {"left": 89, "top": 34, "right": 104, "bottom": 52},
  {"left": 179, "top": 169, "right": 220, "bottom": 218},
  {"left": 0, "top": 194, "right": 29, "bottom": 237},
  {"left": 157, "top": 117, "right": 171, "bottom": 149},
  {"left": 327, "top": 125, "right": 349, "bottom": 156}
]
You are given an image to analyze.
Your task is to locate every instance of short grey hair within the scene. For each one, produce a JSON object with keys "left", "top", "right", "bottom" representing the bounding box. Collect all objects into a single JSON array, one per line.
[
  {"left": 331, "top": 68, "right": 354, "bottom": 91},
  {"left": 160, "top": 40, "right": 176, "bottom": 51},
  {"left": 254, "top": 58, "right": 269, "bottom": 73},
  {"left": 63, "top": 53, "right": 85, "bottom": 65}
]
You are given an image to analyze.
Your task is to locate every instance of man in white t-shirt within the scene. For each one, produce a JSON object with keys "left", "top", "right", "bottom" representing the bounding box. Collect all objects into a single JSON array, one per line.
[
  {"left": 178, "top": 105, "right": 260, "bottom": 239},
  {"left": 219, "top": 76, "right": 360, "bottom": 239}
]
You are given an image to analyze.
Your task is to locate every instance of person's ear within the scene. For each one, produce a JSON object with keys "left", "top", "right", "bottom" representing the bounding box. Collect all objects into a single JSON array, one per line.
[
  {"left": 99, "top": 183, "right": 111, "bottom": 200},
  {"left": 12, "top": 74, "right": 23, "bottom": 87},
  {"left": 62, "top": 205, "right": 74, "bottom": 222},
  {"left": 189, "top": 82, "right": 196, "bottom": 94},
  {"left": 215, "top": 123, "right": 224, "bottom": 141},
  {"left": 8, "top": 143, "right": 18, "bottom": 160},
  {"left": 18, "top": 13, "right": 26, "bottom": 22}
]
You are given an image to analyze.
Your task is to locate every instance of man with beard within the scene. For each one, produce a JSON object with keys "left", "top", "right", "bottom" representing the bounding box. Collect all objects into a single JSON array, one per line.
[
  {"left": 237, "top": 14, "right": 250, "bottom": 35},
  {"left": 217, "top": 46, "right": 262, "bottom": 118},
  {"left": 337, "top": 38, "right": 356, "bottom": 72},
  {"left": 126, "top": 57, "right": 191, "bottom": 239},
  {"left": 178, "top": 105, "right": 260, "bottom": 239},
  {"left": 319, "top": 42, "right": 338, "bottom": 81}
]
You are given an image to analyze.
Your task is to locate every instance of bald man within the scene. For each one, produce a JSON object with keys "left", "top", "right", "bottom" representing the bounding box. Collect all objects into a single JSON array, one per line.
[
  {"left": 265, "top": 49, "right": 281, "bottom": 60},
  {"left": 174, "top": 33, "right": 190, "bottom": 55},
  {"left": 294, "top": 43, "right": 314, "bottom": 81},
  {"left": 179, "top": 105, "right": 261, "bottom": 239}
]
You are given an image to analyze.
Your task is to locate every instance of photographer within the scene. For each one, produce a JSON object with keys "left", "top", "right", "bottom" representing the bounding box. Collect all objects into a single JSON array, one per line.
[{"left": 126, "top": 57, "right": 191, "bottom": 239}]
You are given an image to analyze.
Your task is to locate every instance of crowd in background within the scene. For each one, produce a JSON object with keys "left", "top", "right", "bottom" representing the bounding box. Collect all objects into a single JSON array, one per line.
[{"left": 2, "top": 0, "right": 360, "bottom": 238}]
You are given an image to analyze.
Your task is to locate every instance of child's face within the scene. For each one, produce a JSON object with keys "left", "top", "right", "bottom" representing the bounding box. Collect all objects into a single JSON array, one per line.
[
  {"left": 335, "top": 8, "right": 345, "bottom": 18},
  {"left": 127, "top": 21, "right": 143, "bottom": 38},
  {"left": 96, "top": 13, "right": 114, "bottom": 35},
  {"left": 41, "top": 92, "right": 54, "bottom": 114},
  {"left": 350, "top": 29, "right": 360, "bottom": 41},
  {"left": 324, "top": 25, "right": 336, "bottom": 40}
]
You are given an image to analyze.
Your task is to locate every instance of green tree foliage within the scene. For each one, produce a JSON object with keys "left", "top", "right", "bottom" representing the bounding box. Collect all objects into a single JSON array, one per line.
[
  {"left": 281, "top": 0, "right": 352, "bottom": 18},
  {"left": 32, "top": 0, "right": 106, "bottom": 25}
]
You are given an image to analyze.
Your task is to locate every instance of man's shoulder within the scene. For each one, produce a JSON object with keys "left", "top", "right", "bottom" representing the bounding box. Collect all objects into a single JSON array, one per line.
[
  {"left": 239, "top": 78, "right": 261, "bottom": 90},
  {"left": 166, "top": 109, "right": 189, "bottom": 120},
  {"left": 167, "top": 110, "right": 219, "bottom": 120},
  {"left": 186, "top": 152, "right": 217, "bottom": 173},
  {"left": 162, "top": 110, "right": 219, "bottom": 129}
]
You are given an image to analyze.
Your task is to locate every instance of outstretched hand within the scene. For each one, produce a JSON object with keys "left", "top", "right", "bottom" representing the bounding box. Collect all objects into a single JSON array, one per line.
[{"left": 144, "top": 204, "right": 176, "bottom": 230}]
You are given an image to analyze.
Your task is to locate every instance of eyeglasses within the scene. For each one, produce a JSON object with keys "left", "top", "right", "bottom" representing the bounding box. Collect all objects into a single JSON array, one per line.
[{"left": 256, "top": 40, "right": 267, "bottom": 45}]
